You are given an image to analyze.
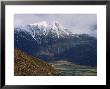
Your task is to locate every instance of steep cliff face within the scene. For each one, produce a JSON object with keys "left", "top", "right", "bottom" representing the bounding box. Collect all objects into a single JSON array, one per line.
[{"left": 14, "top": 49, "right": 60, "bottom": 76}]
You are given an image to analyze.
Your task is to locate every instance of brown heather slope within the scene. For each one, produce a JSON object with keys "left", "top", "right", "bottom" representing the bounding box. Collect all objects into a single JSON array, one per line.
[{"left": 14, "top": 49, "right": 60, "bottom": 76}]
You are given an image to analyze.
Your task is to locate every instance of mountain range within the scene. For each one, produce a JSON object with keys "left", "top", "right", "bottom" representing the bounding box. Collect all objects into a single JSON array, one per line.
[{"left": 14, "top": 21, "right": 97, "bottom": 67}]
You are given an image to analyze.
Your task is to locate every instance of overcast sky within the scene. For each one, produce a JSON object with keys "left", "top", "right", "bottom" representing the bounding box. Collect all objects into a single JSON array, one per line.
[{"left": 14, "top": 14, "right": 97, "bottom": 37}]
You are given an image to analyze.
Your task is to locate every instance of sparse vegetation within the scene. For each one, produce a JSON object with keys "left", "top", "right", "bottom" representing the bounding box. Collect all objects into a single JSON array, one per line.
[{"left": 14, "top": 49, "right": 60, "bottom": 76}]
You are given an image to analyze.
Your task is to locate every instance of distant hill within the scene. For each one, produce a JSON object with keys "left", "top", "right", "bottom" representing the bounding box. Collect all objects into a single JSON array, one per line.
[{"left": 14, "top": 49, "right": 60, "bottom": 76}]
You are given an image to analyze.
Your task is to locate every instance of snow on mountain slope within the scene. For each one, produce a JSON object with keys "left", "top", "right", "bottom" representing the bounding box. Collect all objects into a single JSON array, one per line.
[{"left": 15, "top": 21, "right": 72, "bottom": 39}]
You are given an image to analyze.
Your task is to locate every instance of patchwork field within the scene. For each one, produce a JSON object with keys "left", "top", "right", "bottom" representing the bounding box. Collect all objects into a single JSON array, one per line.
[{"left": 50, "top": 60, "right": 97, "bottom": 76}]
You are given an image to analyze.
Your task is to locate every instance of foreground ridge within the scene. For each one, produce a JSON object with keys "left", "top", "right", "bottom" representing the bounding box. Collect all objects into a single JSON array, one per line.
[{"left": 14, "top": 48, "right": 60, "bottom": 76}]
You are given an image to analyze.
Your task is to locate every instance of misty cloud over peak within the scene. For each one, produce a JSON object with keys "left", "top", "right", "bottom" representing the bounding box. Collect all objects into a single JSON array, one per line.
[{"left": 14, "top": 14, "right": 97, "bottom": 37}]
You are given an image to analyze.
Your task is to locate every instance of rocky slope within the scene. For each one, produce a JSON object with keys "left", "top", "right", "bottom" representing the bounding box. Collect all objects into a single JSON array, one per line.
[{"left": 14, "top": 49, "right": 60, "bottom": 76}]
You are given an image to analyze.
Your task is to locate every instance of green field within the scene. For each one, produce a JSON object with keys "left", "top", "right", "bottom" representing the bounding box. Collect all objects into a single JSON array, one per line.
[{"left": 50, "top": 60, "right": 97, "bottom": 76}]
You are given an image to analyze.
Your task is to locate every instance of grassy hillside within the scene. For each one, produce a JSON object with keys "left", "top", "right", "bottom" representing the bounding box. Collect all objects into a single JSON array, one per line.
[{"left": 14, "top": 49, "right": 60, "bottom": 76}]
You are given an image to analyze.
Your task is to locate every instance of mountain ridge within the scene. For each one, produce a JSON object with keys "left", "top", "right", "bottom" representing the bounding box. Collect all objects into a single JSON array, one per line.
[
  {"left": 14, "top": 21, "right": 97, "bottom": 67},
  {"left": 15, "top": 21, "right": 74, "bottom": 39}
]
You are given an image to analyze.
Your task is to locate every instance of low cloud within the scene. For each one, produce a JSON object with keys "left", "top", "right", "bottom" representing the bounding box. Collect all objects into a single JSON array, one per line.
[{"left": 14, "top": 14, "right": 97, "bottom": 37}]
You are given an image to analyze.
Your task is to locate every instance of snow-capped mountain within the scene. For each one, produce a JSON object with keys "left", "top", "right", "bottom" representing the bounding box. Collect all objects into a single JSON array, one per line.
[
  {"left": 15, "top": 21, "right": 73, "bottom": 40},
  {"left": 14, "top": 21, "right": 97, "bottom": 67}
]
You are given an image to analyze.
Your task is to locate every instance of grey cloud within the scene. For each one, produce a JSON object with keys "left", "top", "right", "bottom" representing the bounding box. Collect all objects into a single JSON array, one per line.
[{"left": 14, "top": 14, "right": 97, "bottom": 37}]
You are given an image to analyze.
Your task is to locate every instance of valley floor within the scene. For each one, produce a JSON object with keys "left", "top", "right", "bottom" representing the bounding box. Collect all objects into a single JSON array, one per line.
[{"left": 50, "top": 60, "right": 97, "bottom": 76}]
